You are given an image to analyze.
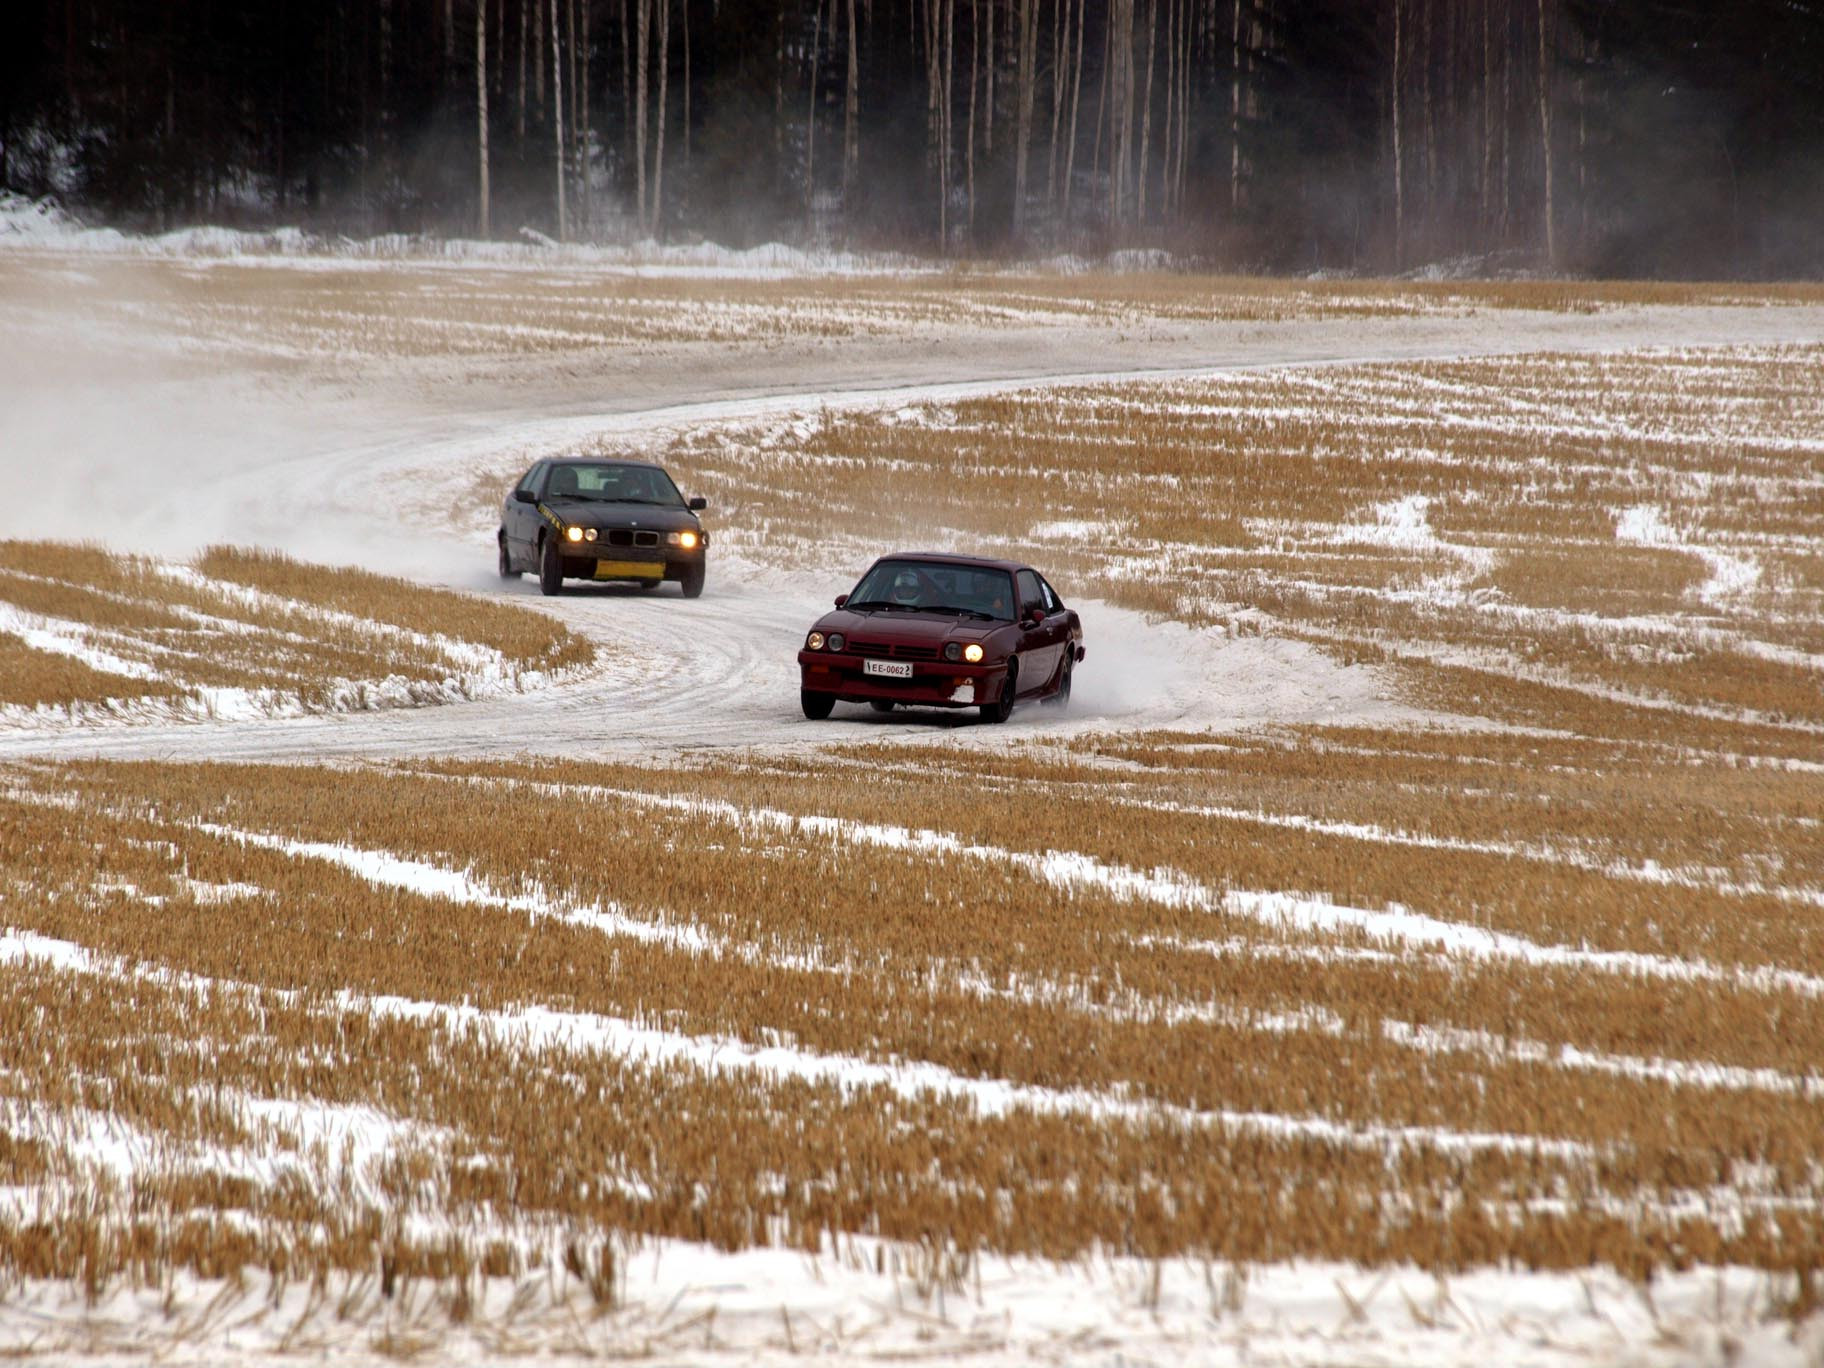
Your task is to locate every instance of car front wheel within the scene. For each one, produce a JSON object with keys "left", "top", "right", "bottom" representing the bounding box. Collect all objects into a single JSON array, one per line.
[
  {"left": 680, "top": 562, "right": 706, "bottom": 599},
  {"left": 538, "top": 537, "right": 564, "bottom": 596},
  {"left": 801, "top": 689, "right": 835, "bottom": 720},
  {"left": 1042, "top": 661, "right": 1072, "bottom": 710},
  {"left": 980, "top": 663, "right": 1016, "bottom": 723},
  {"left": 498, "top": 534, "right": 518, "bottom": 580}
]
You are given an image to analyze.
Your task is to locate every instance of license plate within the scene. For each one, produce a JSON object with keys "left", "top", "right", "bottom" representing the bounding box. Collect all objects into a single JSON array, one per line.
[
  {"left": 594, "top": 560, "right": 662, "bottom": 580},
  {"left": 863, "top": 659, "right": 913, "bottom": 679}
]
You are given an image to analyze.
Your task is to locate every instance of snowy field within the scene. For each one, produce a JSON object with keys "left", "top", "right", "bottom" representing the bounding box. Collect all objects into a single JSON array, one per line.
[{"left": 3, "top": 215, "right": 1824, "bottom": 1365}]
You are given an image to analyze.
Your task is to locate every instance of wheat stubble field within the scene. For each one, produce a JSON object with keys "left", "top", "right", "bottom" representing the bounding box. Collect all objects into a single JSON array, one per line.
[{"left": 2, "top": 247, "right": 1823, "bottom": 1364}]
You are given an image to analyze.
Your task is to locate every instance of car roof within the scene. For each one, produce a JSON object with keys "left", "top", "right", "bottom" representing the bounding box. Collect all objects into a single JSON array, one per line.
[
  {"left": 873, "top": 551, "right": 1030, "bottom": 574},
  {"left": 546, "top": 456, "right": 667, "bottom": 471}
]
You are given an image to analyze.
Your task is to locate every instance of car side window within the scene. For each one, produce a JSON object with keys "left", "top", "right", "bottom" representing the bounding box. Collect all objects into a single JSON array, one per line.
[
  {"left": 1016, "top": 570, "right": 1044, "bottom": 615},
  {"left": 1038, "top": 576, "right": 1063, "bottom": 612}
]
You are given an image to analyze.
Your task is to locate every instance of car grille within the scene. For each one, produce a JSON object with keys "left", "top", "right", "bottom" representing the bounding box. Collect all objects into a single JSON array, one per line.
[
  {"left": 849, "top": 639, "right": 939, "bottom": 661},
  {"left": 601, "top": 529, "right": 661, "bottom": 548}
]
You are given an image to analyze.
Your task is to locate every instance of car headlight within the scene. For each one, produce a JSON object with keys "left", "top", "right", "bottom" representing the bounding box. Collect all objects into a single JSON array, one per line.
[
  {"left": 826, "top": 633, "right": 845, "bottom": 652},
  {"left": 943, "top": 642, "right": 961, "bottom": 662},
  {"left": 667, "top": 530, "right": 700, "bottom": 548},
  {"left": 565, "top": 526, "right": 584, "bottom": 543},
  {"left": 585, "top": 528, "right": 597, "bottom": 541},
  {"left": 963, "top": 643, "right": 984, "bottom": 663},
  {"left": 807, "top": 632, "right": 826, "bottom": 651}
]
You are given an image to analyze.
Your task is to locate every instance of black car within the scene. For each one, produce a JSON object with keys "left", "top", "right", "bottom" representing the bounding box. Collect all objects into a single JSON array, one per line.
[{"left": 499, "top": 458, "right": 709, "bottom": 597}]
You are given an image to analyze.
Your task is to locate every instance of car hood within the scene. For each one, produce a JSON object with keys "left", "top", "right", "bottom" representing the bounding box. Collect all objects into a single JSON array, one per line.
[
  {"left": 542, "top": 498, "right": 700, "bottom": 531},
  {"left": 813, "top": 609, "right": 1002, "bottom": 643}
]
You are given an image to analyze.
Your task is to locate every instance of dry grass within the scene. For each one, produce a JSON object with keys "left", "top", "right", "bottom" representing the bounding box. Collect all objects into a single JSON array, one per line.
[
  {"left": 3, "top": 753, "right": 1821, "bottom": 1301},
  {"left": 0, "top": 540, "right": 591, "bottom": 719},
  {"left": 628, "top": 342, "right": 1824, "bottom": 745}
]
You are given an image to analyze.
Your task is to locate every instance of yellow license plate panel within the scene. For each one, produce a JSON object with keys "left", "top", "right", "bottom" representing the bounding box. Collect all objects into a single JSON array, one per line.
[{"left": 594, "top": 560, "right": 663, "bottom": 580}]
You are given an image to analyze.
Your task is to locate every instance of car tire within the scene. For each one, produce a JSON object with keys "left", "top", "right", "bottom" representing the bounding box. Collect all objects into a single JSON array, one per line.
[
  {"left": 1042, "top": 662, "right": 1072, "bottom": 709},
  {"left": 639, "top": 578, "right": 662, "bottom": 592},
  {"left": 498, "top": 534, "right": 518, "bottom": 580},
  {"left": 869, "top": 700, "right": 896, "bottom": 714},
  {"left": 680, "top": 562, "right": 706, "bottom": 599},
  {"left": 980, "top": 663, "right": 1016, "bottom": 723},
  {"left": 538, "top": 537, "right": 564, "bottom": 596},
  {"left": 801, "top": 690, "right": 835, "bottom": 720}
]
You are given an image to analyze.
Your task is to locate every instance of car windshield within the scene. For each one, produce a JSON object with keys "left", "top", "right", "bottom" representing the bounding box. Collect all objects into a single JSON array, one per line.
[
  {"left": 542, "top": 462, "right": 684, "bottom": 505},
  {"left": 846, "top": 560, "right": 1015, "bottom": 621}
]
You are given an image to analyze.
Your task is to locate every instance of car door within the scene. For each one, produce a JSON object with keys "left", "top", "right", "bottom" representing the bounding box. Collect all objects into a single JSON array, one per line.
[
  {"left": 507, "top": 461, "right": 546, "bottom": 560},
  {"left": 1014, "top": 569, "right": 1065, "bottom": 695}
]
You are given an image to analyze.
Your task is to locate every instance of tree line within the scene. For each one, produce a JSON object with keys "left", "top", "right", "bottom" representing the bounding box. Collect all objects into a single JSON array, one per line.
[{"left": 3, "top": 0, "right": 1820, "bottom": 275}]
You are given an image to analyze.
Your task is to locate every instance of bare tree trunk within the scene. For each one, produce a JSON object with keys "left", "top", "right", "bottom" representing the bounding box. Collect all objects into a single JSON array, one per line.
[
  {"left": 807, "top": 0, "right": 823, "bottom": 231},
  {"left": 1478, "top": 0, "right": 1490, "bottom": 226},
  {"left": 518, "top": 0, "right": 528, "bottom": 141},
  {"left": 1062, "top": 0, "right": 1084, "bottom": 221},
  {"left": 844, "top": 0, "right": 859, "bottom": 202},
  {"left": 984, "top": 0, "right": 995, "bottom": 155},
  {"left": 567, "top": 0, "right": 580, "bottom": 225},
  {"left": 1229, "top": 0, "right": 1240, "bottom": 212},
  {"left": 1048, "top": 0, "right": 1069, "bottom": 206},
  {"left": 681, "top": 0, "right": 690, "bottom": 189},
  {"left": 943, "top": 0, "right": 955, "bottom": 246},
  {"left": 1160, "top": 0, "right": 1174, "bottom": 215},
  {"left": 1535, "top": 0, "right": 1553, "bottom": 266},
  {"left": 1090, "top": 0, "right": 1110, "bottom": 194},
  {"left": 967, "top": 0, "right": 978, "bottom": 234},
  {"left": 579, "top": 0, "right": 591, "bottom": 236},
  {"left": 1391, "top": 0, "right": 1404, "bottom": 267},
  {"left": 1421, "top": 0, "right": 1435, "bottom": 231},
  {"left": 1137, "top": 0, "right": 1156, "bottom": 220},
  {"left": 534, "top": 0, "right": 545, "bottom": 110},
  {"left": 1499, "top": 0, "right": 1510, "bottom": 236},
  {"left": 550, "top": 0, "right": 566, "bottom": 238},
  {"left": 1012, "top": 0, "right": 1037, "bottom": 239},
  {"left": 446, "top": 0, "right": 456, "bottom": 68},
  {"left": 620, "top": 0, "right": 631, "bottom": 171},
  {"left": 477, "top": 0, "right": 491, "bottom": 235},
  {"left": 634, "top": 0, "right": 648, "bottom": 226},
  {"left": 652, "top": 0, "right": 668, "bottom": 235}
]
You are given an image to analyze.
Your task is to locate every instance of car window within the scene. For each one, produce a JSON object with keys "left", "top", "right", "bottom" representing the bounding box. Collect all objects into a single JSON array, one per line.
[
  {"left": 846, "top": 561, "right": 1015, "bottom": 620},
  {"left": 542, "top": 462, "right": 686, "bottom": 505},
  {"left": 1016, "top": 570, "right": 1044, "bottom": 614},
  {"left": 1038, "top": 575, "right": 1063, "bottom": 612},
  {"left": 517, "top": 462, "right": 545, "bottom": 494}
]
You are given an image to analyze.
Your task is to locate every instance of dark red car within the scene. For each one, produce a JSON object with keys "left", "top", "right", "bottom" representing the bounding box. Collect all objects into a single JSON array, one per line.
[{"left": 798, "top": 553, "right": 1085, "bottom": 722}]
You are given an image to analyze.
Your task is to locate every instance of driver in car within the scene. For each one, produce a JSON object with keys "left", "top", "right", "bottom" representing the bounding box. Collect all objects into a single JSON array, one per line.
[{"left": 890, "top": 569, "right": 931, "bottom": 608}]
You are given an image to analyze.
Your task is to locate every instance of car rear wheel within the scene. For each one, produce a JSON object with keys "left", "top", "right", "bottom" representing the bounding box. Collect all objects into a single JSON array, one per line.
[
  {"left": 869, "top": 700, "right": 896, "bottom": 714},
  {"left": 538, "top": 537, "right": 564, "bottom": 596},
  {"left": 801, "top": 690, "right": 835, "bottom": 720},
  {"left": 680, "top": 562, "right": 706, "bottom": 599},
  {"left": 980, "top": 663, "right": 1016, "bottom": 723},
  {"left": 498, "top": 534, "right": 518, "bottom": 580},
  {"left": 638, "top": 578, "right": 662, "bottom": 592}
]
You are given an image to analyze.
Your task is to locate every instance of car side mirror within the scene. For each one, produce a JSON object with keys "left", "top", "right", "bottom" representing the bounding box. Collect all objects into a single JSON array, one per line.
[
  {"left": 1027, "top": 606, "right": 1045, "bottom": 624},
  {"left": 834, "top": 594, "right": 849, "bottom": 608},
  {"left": 688, "top": 496, "right": 707, "bottom": 511},
  {"left": 513, "top": 488, "right": 537, "bottom": 504}
]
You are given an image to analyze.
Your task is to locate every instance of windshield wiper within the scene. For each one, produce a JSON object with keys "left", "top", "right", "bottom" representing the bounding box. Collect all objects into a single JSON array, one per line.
[
  {"left": 847, "top": 599, "right": 915, "bottom": 611},
  {"left": 927, "top": 604, "right": 997, "bottom": 621}
]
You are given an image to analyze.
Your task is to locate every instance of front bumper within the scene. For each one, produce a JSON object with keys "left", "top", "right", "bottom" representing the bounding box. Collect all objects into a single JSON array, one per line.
[
  {"left": 561, "top": 542, "right": 706, "bottom": 581},
  {"left": 797, "top": 651, "right": 1003, "bottom": 708}
]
